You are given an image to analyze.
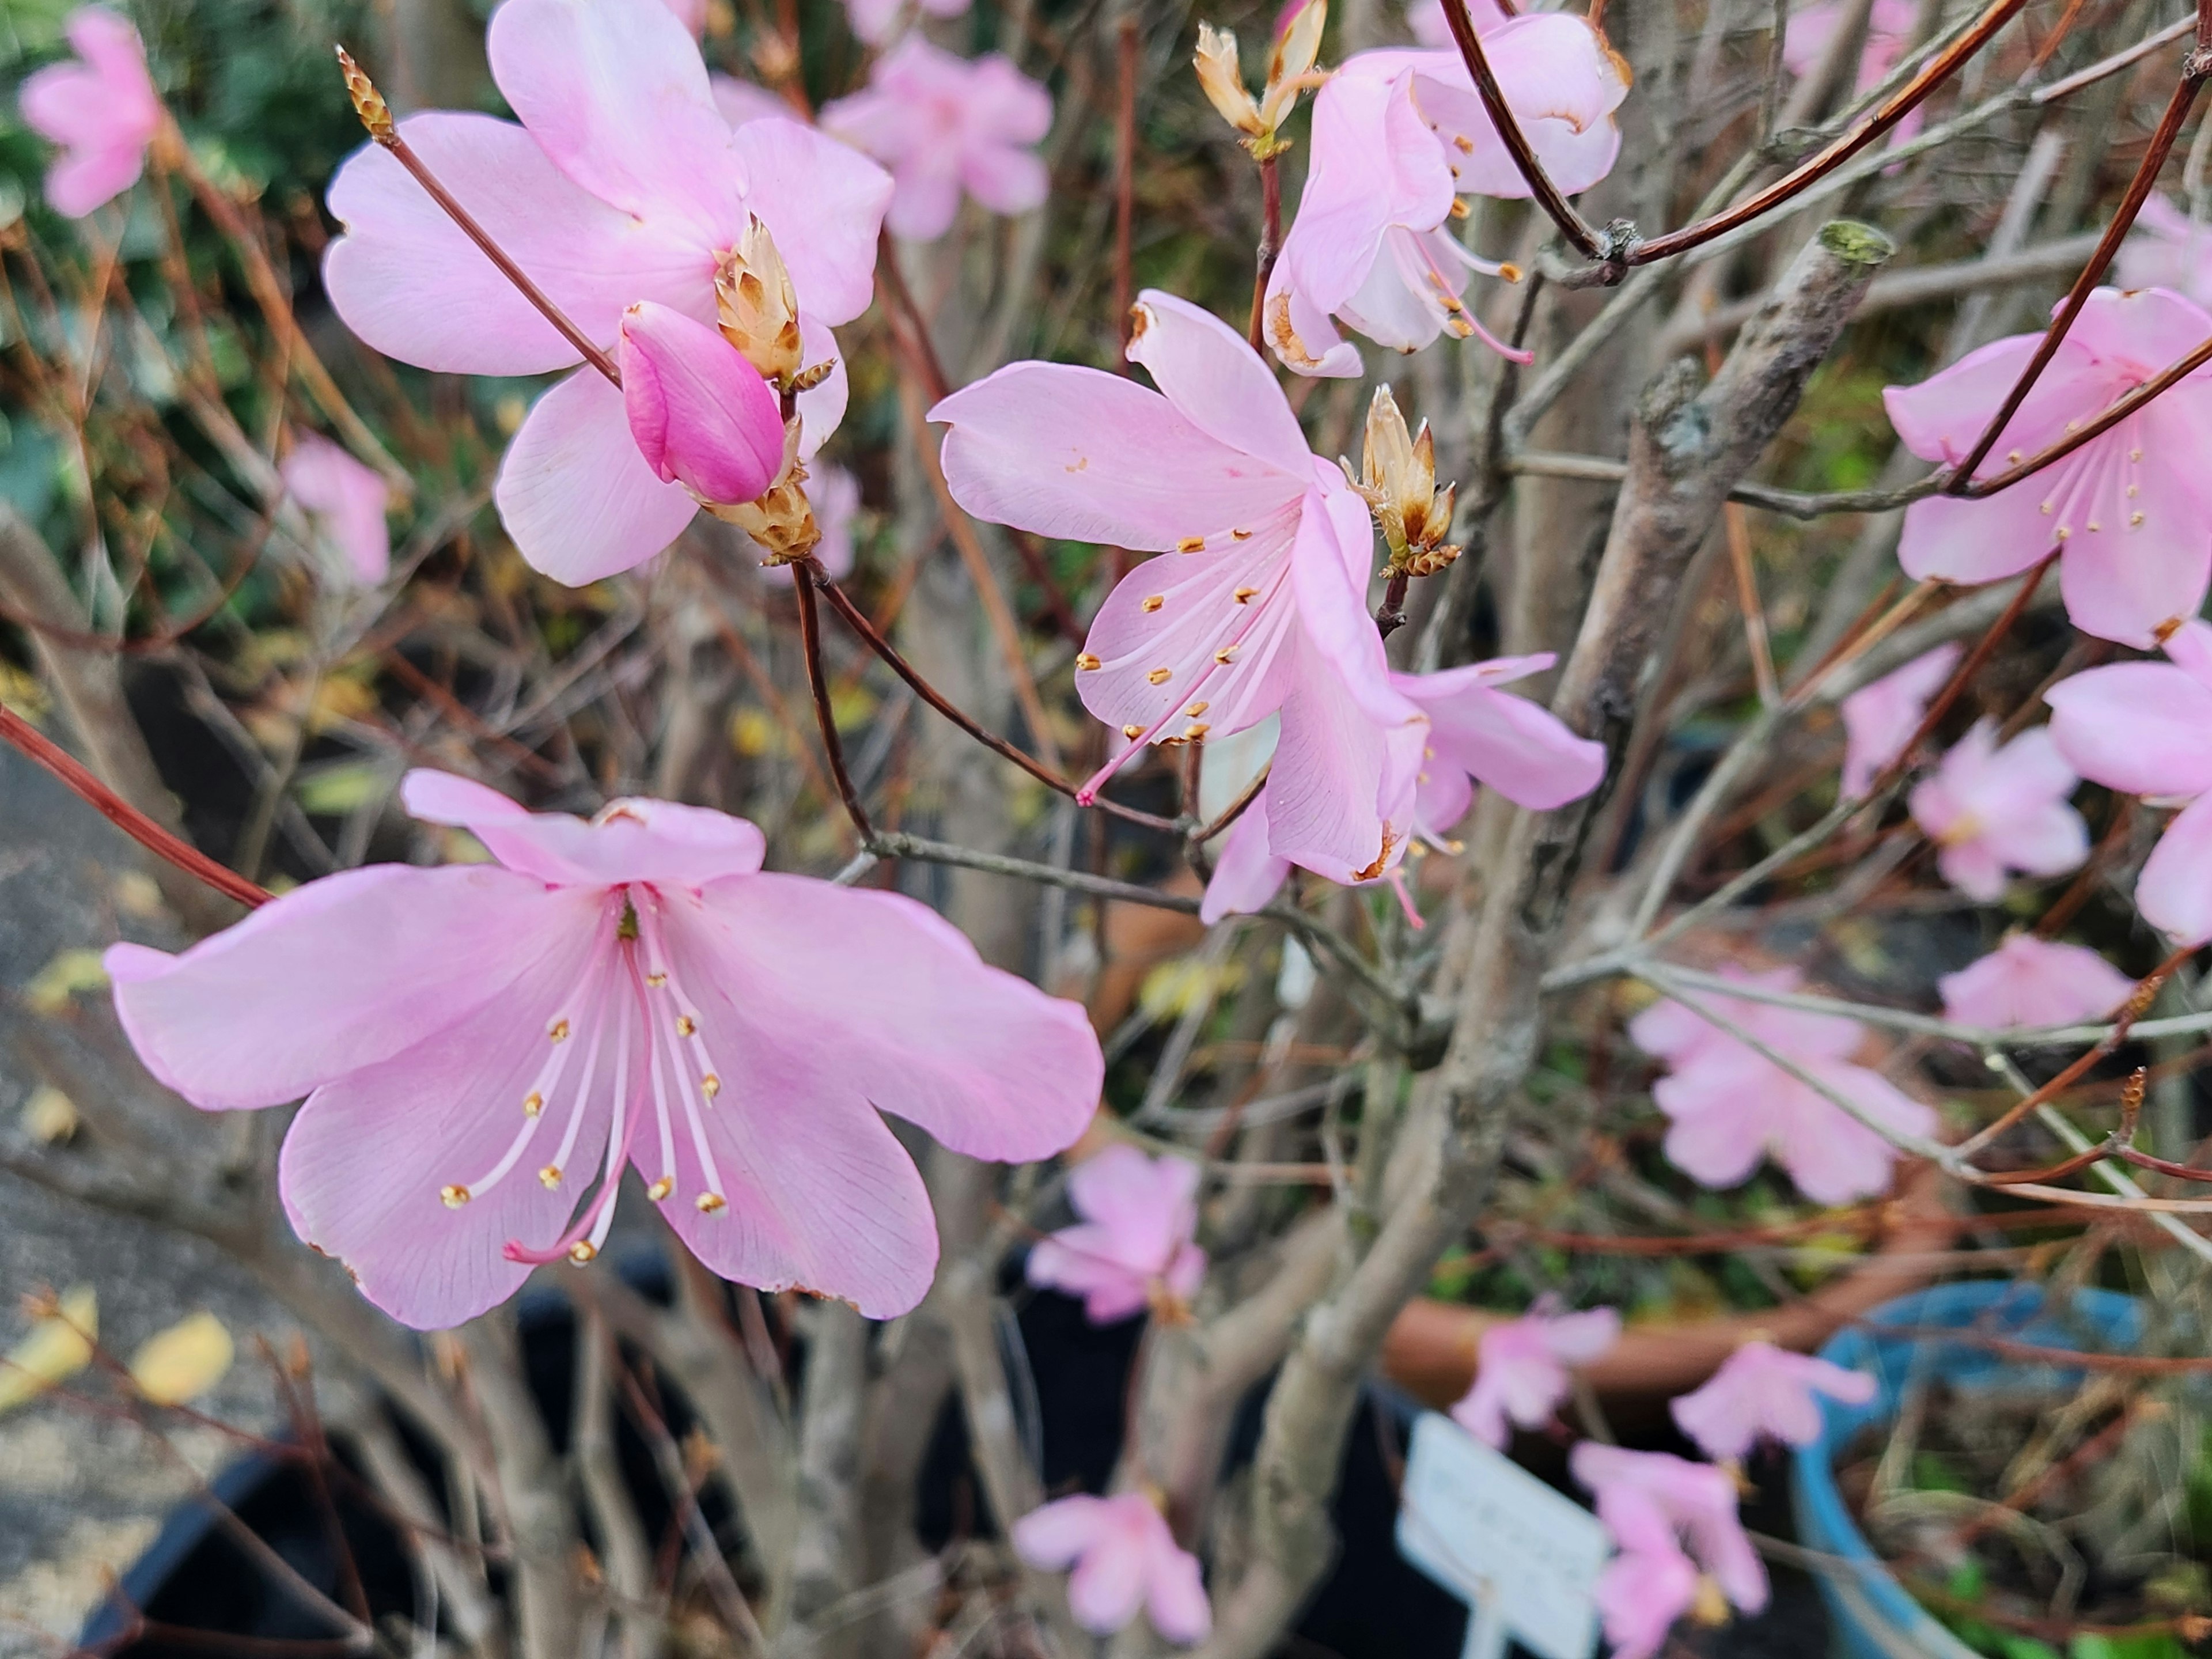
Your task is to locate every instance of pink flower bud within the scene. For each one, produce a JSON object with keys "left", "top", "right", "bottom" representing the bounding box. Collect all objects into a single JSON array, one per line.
[{"left": 618, "top": 302, "right": 783, "bottom": 507}]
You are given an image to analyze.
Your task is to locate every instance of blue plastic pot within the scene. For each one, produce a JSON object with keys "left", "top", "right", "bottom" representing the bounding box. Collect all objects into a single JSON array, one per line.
[{"left": 1790, "top": 1279, "right": 2143, "bottom": 1659}]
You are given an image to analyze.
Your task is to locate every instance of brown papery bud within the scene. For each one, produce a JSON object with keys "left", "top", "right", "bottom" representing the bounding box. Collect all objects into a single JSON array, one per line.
[
  {"left": 1259, "top": 0, "right": 1327, "bottom": 132},
  {"left": 716, "top": 215, "right": 805, "bottom": 388},
  {"left": 1195, "top": 23, "right": 1266, "bottom": 140},
  {"left": 334, "top": 47, "right": 396, "bottom": 146},
  {"left": 703, "top": 415, "right": 821, "bottom": 562}
]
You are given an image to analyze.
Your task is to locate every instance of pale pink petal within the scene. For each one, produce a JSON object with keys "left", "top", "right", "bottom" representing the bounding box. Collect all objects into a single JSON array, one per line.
[
  {"left": 1936, "top": 837, "right": 2011, "bottom": 902},
  {"left": 1127, "top": 290, "right": 1313, "bottom": 476},
  {"left": 487, "top": 0, "right": 747, "bottom": 238},
  {"left": 1146, "top": 1544, "right": 1212, "bottom": 1646},
  {"left": 1656, "top": 1063, "right": 1771, "bottom": 1190},
  {"left": 1067, "top": 1529, "right": 1149, "bottom": 1634},
  {"left": 1266, "top": 647, "right": 1426, "bottom": 882},
  {"left": 1066, "top": 1145, "right": 1198, "bottom": 1266},
  {"left": 1412, "top": 761, "right": 1476, "bottom": 842},
  {"left": 325, "top": 114, "right": 698, "bottom": 377},
  {"left": 1672, "top": 1340, "right": 1876, "bottom": 1461},
  {"left": 495, "top": 368, "right": 702, "bottom": 584},
  {"left": 2047, "top": 660, "right": 2212, "bottom": 796},
  {"left": 2069, "top": 284, "right": 2212, "bottom": 379},
  {"left": 1393, "top": 20, "right": 1628, "bottom": 199},
  {"left": 1543, "top": 1305, "right": 1623, "bottom": 1366},
  {"left": 932, "top": 363, "right": 1304, "bottom": 552},
  {"left": 729, "top": 117, "right": 894, "bottom": 327},
  {"left": 1593, "top": 1544, "right": 1698, "bottom": 1659},
  {"left": 401, "top": 770, "right": 770, "bottom": 888},
  {"left": 105, "top": 866, "right": 584, "bottom": 1111},
  {"left": 2138, "top": 791, "right": 2212, "bottom": 945},
  {"left": 2055, "top": 419, "right": 2212, "bottom": 647},
  {"left": 711, "top": 74, "right": 795, "bottom": 127},
  {"left": 649, "top": 1048, "right": 940, "bottom": 1319},
  {"left": 1200, "top": 802, "right": 1293, "bottom": 922},
  {"left": 1013, "top": 1495, "right": 1112, "bottom": 1568},
  {"left": 969, "top": 54, "right": 1054, "bottom": 142},
  {"left": 1771, "top": 1059, "right": 1929, "bottom": 1205},
  {"left": 1027, "top": 1224, "right": 1153, "bottom": 1321},
  {"left": 1939, "top": 934, "right": 2136, "bottom": 1029},
  {"left": 1895, "top": 488, "right": 2059, "bottom": 587},
  {"left": 274, "top": 916, "right": 619, "bottom": 1329},
  {"left": 282, "top": 432, "right": 391, "bottom": 582},
  {"left": 840, "top": 0, "right": 904, "bottom": 44},
  {"left": 20, "top": 8, "right": 159, "bottom": 218},
  {"left": 1839, "top": 642, "right": 1960, "bottom": 797},
  {"left": 671, "top": 875, "right": 1100, "bottom": 1161},
  {"left": 1397, "top": 665, "right": 1607, "bottom": 810},
  {"left": 2165, "top": 618, "right": 2212, "bottom": 690},
  {"left": 959, "top": 141, "right": 1048, "bottom": 217},
  {"left": 1883, "top": 332, "right": 2108, "bottom": 469}
]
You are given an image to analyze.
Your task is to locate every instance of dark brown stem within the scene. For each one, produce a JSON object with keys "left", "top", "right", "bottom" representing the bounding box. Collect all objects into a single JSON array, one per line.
[
  {"left": 0, "top": 701, "right": 269, "bottom": 909},
  {"left": 337, "top": 49, "right": 620, "bottom": 387},
  {"left": 1436, "top": 0, "right": 1609, "bottom": 262},
  {"left": 1247, "top": 155, "right": 1283, "bottom": 353},
  {"left": 793, "top": 563, "right": 875, "bottom": 843},
  {"left": 815, "top": 578, "right": 1181, "bottom": 833},
  {"left": 1374, "top": 569, "right": 1411, "bottom": 638},
  {"left": 1115, "top": 16, "right": 1139, "bottom": 357},
  {"left": 1948, "top": 53, "right": 2210, "bottom": 483}
]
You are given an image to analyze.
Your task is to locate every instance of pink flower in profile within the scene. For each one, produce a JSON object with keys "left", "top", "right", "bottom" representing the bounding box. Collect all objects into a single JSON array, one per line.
[
  {"left": 759, "top": 464, "right": 861, "bottom": 584},
  {"left": 1026, "top": 1145, "right": 1206, "bottom": 1323},
  {"left": 18, "top": 7, "right": 162, "bottom": 218},
  {"left": 2047, "top": 618, "right": 2212, "bottom": 944},
  {"left": 842, "top": 0, "right": 970, "bottom": 47},
  {"left": 1884, "top": 287, "right": 2212, "bottom": 647},
  {"left": 1671, "top": 1340, "right": 1876, "bottom": 1462},
  {"left": 618, "top": 303, "right": 785, "bottom": 506},
  {"left": 1939, "top": 933, "right": 2135, "bottom": 1029},
  {"left": 1572, "top": 1444, "right": 1768, "bottom": 1622},
  {"left": 1263, "top": 21, "right": 1628, "bottom": 376},
  {"left": 1783, "top": 0, "right": 1923, "bottom": 145},
  {"left": 103, "top": 771, "right": 1100, "bottom": 1330},
  {"left": 323, "top": 0, "right": 891, "bottom": 585},
  {"left": 281, "top": 432, "right": 391, "bottom": 585},
  {"left": 1839, "top": 642, "right": 1959, "bottom": 797},
  {"left": 937, "top": 291, "right": 1427, "bottom": 886},
  {"left": 1908, "top": 719, "right": 2086, "bottom": 900},
  {"left": 820, "top": 38, "right": 1050, "bottom": 241},
  {"left": 1012, "top": 1493, "right": 1210, "bottom": 1644},
  {"left": 1196, "top": 654, "right": 1604, "bottom": 922},
  {"left": 1631, "top": 968, "right": 1937, "bottom": 1203},
  {"left": 2119, "top": 196, "right": 2212, "bottom": 307},
  {"left": 1449, "top": 1298, "right": 1619, "bottom": 1447}
]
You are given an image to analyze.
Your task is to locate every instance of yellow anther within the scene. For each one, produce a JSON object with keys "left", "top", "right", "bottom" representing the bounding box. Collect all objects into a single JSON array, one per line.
[
  {"left": 1141, "top": 594, "right": 1165, "bottom": 613},
  {"left": 648, "top": 1176, "right": 675, "bottom": 1202},
  {"left": 702, "top": 1073, "right": 722, "bottom": 1098},
  {"left": 539, "top": 1165, "right": 563, "bottom": 1189},
  {"left": 1184, "top": 722, "right": 1211, "bottom": 740},
  {"left": 1230, "top": 528, "right": 1252, "bottom": 540},
  {"left": 696, "top": 1192, "right": 728, "bottom": 1214},
  {"left": 2134, "top": 512, "right": 2147, "bottom": 526},
  {"left": 568, "top": 1240, "right": 597, "bottom": 1264},
  {"left": 1234, "top": 586, "right": 1259, "bottom": 603},
  {"left": 1077, "top": 653, "right": 1102, "bottom": 671},
  {"left": 1187, "top": 701, "right": 1210, "bottom": 717},
  {"left": 647, "top": 971, "right": 667, "bottom": 988},
  {"left": 440, "top": 1184, "right": 471, "bottom": 1209},
  {"left": 548, "top": 1018, "right": 571, "bottom": 1042},
  {"left": 1123, "top": 723, "right": 1145, "bottom": 739},
  {"left": 1176, "top": 535, "right": 1206, "bottom": 553},
  {"left": 1147, "top": 666, "right": 1173, "bottom": 685},
  {"left": 523, "top": 1091, "right": 544, "bottom": 1118},
  {"left": 1215, "top": 646, "right": 1239, "bottom": 664},
  {"left": 676, "top": 1014, "right": 697, "bottom": 1037}
]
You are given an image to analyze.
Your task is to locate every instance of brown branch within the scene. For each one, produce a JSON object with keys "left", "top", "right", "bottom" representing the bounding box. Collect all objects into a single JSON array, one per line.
[
  {"left": 1247, "top": 155, "right": 1284, "bottom": 353},
  {"left": 794, "top": 561, "right": 876, "bottom": 842},
  {"left": 1115, "top": 16, "right": 1139, "bottom": 358}
]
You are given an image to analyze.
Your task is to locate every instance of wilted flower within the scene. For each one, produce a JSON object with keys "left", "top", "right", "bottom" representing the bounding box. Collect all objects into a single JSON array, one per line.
[
  {"left": 935, "top": 290, "right": 1426, "bottom": 887},
  {"left": 1012, "top": 1492, "right": 1211, "bottom": 1643},
  {"left": 281, "top": 431, "right": 392, "bottom": 585},
  {"left": 1838, "top": 642, "right": 1959, "bottom": 798},
  {"left": 1631, "top": 967, "right": 1936, "bottom": 1203},
  {"left": 18, "top": 6, "right": 163, "bottom": 218},
  {"left": 2047, "top": 619, "right": 2212, "bottom": 944},
  {"left": 1026, "top": 1145, "right": 1206, "bottom": 1323},
  {"left": 1907, "top": 719, "right": 2087, "bottom": 901},
  {"left": 1264, "top": 18, "right": 1627, "bottom": 375},
  {"left": 1670, "top": 1339, "right": 1876, "bottom": 1463},
  {"left": 820, "top": 37, "right": 1051, "bottom": 241},
  {"left": 323, "top": 0, "right": 890, "bottom": 584},
  {"left": 1449, "top": 1298, "right": 1619, "bottom": 1447},
  {"left": 105, "top": 771, "right": 1101, "bottom": 1329},
  {"left": 758, "top": 464, "right": 860, "bottom": 582},
  {"left": 1938, "top": 933, "right": 2137, "bottom": 1029},
  {"left": 1194, "top": 0, "right": 1326, "bottom": 157},
  {"left": 1884, "top": 287, "right": 2212, "bottom": 647},
  {"left": 618, "top": 303, "right": 786, "bottom": 508}
]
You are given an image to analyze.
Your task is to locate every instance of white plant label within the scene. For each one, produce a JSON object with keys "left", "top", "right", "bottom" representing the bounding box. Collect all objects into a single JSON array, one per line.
[{"left": 1396, "top": 1412, "right": 1611, "bottom": 1659}]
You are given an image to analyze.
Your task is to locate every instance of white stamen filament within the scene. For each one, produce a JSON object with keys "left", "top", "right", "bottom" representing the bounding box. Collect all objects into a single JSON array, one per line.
[{"left": 636, "top": 903, "right": 733, "bottom": 1211}]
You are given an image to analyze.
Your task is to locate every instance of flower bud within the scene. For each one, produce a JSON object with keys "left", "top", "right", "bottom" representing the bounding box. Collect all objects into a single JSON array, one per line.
[
  {"left": 619, "top": 302, "right": 784, "bottom": 507},
  {"left": 1354, "top": 385, "right": 1459, "bottom": 574},
  {"left": 703, "top": 415, "right": 822, "bottom": 562},
  {"left": 1195, "top": 23, "right": 1266, "bottom": 140},
  {"left": 716, "top": 215, "right": 805, "bottom": 389},
  {"left": 1261, "top": 0, "right": 1326, "bottom": 131}
]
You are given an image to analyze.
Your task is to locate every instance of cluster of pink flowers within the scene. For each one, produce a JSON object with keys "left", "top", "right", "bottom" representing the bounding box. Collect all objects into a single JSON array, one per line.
[{"left": 1631, "top": 967, "right": 1936, "bottom": 1203}]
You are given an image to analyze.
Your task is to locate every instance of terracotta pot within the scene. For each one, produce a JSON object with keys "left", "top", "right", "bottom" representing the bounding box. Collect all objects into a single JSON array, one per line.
[{"left": 1378, "top": 1158, "right": 1956, "bottom": 1410}]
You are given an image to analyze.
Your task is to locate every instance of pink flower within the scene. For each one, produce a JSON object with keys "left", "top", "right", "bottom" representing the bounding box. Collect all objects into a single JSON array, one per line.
[
  {"left": 102, "top": 771, "right": 1100, "bottom": 1330},
  {"left": 711, "top": 74, "right": 798, "bottom": 128},
  {"left": 1938, "top": 933, "right": 2136, "bottom": 1029},
  {"left": 2118, "top": 196, "right": 2212, "bottom": 308},
  {"left": 1025, "top": 1145, "right": 1206, "bottom": 1323},
  {"left": 1884, "top": 287, "right": 2212, "bottom": 647},
  {"left": 820, "top": 37, "right": 1050, "bottom": 241},
  {"left": 1195, "top": 653, "right": 1604, "bottom": 921},
  {"left": 1631, "top": 968, "right": 1937, "bottom": 1203},
  {"left": 1839, "top": 642, "right": 1959, "bottom": 797},
  {"left": 18, "top": 7, "right": 162, "bottom": 219},
  {"left": 1589, "top": 1494, "right": 1703, "bottom": 1659},
  {"left": 842, "top": 0, "right": 970, "bottom": 47},
  {"left": 323, "top": 0, "right": 891, "bottom": 586},
  {"left": 1571, "top": 1443, "right": 1768, "bottom": 1619},
  {"left": 1012, "top": 1493, "right": 1211, "bottom": 1643},
  {"left": 2047, "top": 618, "right": 2212, "bottom": 943},
  {"left": 758, "top": 464, "right": 860, "bottom": 583},
  {"left": 1907, "top": 719, "right": 2086, "bottom": 900},
  {"left": 935, "top": 290, "right": 1427, "bottom": 885},
  {"left": 1670, "top": 1339, "right": 1876, "bottom": 1462},
  {"left": 1406, "top": 0, "right": 1514, "bottom": 47},
  {"left": 1448, "top": 1298, "right": 1619, "bottom": 1447},
  {"left": 1263, "top": 23, "right": 1627, "bottom": 376},
  {"left": 281, "top": 432, "right": 391, "bottom": 585},
  {"left": 658, "top": 0, "right": 708, "bottom": 32},
  {"left": 1782, "top": 0, "right": 1923, "bottom": 145},
  {"left": 618, "top": 302, "right": 784, "bottom": 506}
]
